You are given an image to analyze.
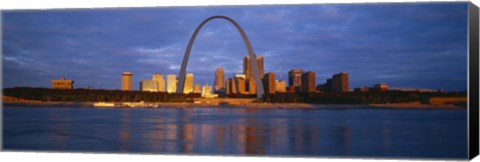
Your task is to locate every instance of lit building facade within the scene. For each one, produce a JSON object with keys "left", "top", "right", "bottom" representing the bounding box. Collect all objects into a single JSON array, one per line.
[
  {"left": 194, "top": 84, "right": 201, "bottom": 93},
  {"left": 152, "top": 73, "right": 165, "bottom": 92},
  {"left": 201, "top": 85, "right": 212, "bottom": 98},
  {"left": 301, "top": 71, "right": 316, "bottom": 93},
  {"left": 140, "top": 80, "right": 158, "bottom": 92},
  {"left": 275, "top": 80, "right": 287, "bottom": 93},
  {"left": 214, "top": 67, "right": 225, "bottom": 92},
  {"left": 288, "top": 69, "right": 303, "bottom": 93},
  {"left": 245, "top": 78, "right": 256, "bottom": 94},
  {"left": 167, "top": 74, "right": 177, "bottom": 93},
  {"left": 332, "top": 72, "right": 349, "bottom": 92},
  {"left": 183, "top": 73, "right": 194, "bottom": 94},
  {"left": 263, "top": 72, "right": 276, "bottom": 94},
  {"left": 243, "top": 56, "right": 264, "bottom": 79},
  {"left": 51, "top": 77, "right": 74, "bottom": 89},
  {"left": 122, "top": 72, "right": 132, "bottom": 91}
]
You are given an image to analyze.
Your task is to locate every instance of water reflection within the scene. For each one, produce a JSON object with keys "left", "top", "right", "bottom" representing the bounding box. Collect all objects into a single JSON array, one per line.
[
  {"left": 3, "top": 107, "right": 468, "bottom": 159},
  {"left": 48, "top": 108, "right": 70, "bottom": 149}
]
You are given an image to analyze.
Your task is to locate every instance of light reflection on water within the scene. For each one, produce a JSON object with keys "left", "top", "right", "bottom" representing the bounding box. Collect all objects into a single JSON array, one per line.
[{"left": 3, "top": 107, "right": 467, "bottom": 159}]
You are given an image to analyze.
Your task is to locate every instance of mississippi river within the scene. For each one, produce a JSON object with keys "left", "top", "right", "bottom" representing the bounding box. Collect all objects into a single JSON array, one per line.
[{"left": 2, "top": 107, "right": 467, "bottom": 159}]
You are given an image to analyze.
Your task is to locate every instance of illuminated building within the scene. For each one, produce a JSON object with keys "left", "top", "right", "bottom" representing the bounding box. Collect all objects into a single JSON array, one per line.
[
  {"left": 122, "top": 72, "right": 132, "bottom": 91},
  {"left": 152, "top": 73, "right": 165, "bottom": 92},
  {"left": 214, "top": 67, "right": 225, "bottom": 92},
  {"left": 332, "top": 72, "right": 349, "bottom": 92},
  {"left": 194, "top": 84, "right": 201, "bottom": 93},
  {"left": 275, "top": 80, "right": 286, "bottom": 93},
  {"left": 167, "top": 74, "right": 177, "bottom": 93},
  {"left": 288, "top": 69, "right": 303, "bottom": 93},
  {"left": 263, "top": 72, "right": 276, "bottom": 94},
  {"left": 183, "top": 73, "right": 194, "bottom": 94},
  {"left": 51, "top": 77, "right": 74, "bottom": 89},
  {"left": 140, "top": 80, "right": 158, "bottom": 92},
  {"left": 301, "top": 71, "right": 316, "bottom": 93},
  {"left": 243, "top": 56, "right": 264, "bottom": 79},
  {"left": 245, "top": 78, "right": 256, "bottom": 94}
]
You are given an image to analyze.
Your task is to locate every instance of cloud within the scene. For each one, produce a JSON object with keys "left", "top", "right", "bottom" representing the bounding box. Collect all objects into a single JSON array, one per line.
[{"left": 2, "top": 3, "right": 468, "bottom": 91}]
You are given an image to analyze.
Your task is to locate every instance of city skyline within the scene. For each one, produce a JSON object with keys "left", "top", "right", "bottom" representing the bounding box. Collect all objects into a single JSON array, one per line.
[{"left": 2, "top": 3, "right": 468, "bottom": 91}]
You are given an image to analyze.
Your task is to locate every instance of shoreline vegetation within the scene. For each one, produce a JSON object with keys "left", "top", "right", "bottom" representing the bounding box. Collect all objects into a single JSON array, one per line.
[{"left": 2, "top": 87, "right": 467, "bottom": 109}]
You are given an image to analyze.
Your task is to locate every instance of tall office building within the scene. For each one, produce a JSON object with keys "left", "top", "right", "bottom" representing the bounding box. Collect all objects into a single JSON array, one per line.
[
  {"left": 275, "top": 80, "right": 287, "bottom": 93},
  {"left": 183, "top": 73, "right": 194, "bottom": 94},
  {"left": 51, "top": 77, "right": 74, "bottom": 89},
  {"left": 301, "top": 71, "right": 316, "bottom": 93},
  {"left": 245, "top": 78, "right": 256, "bottom": 94},
  {"left": 152, "top": 73, "right": 165, "bottom": 92},
  {"left": 140, "top": 80, "right": 158, "bottom": 92},
  {"left": 243, "top": 56, "right": 264, "bottom": 79},
  {"left": 226, "top": 78, "right": 234, "bottom": 94},
  {"left": 201, "top": 85, "right": 212, "bottom": 98},
  {"left": 167, "top": 74, "right": 177, "bottom": 93},
  {"left": 214, "top": 67, "right": 225, "bottom": 92},
  {"left": 122, "top": 72, "right": 132, "bottom": 91},
  {"left": 332, "top": 72, "right": 349, "bottom": 92},
  {"left": 288, "top": 69, "right": 303, "bottom": 93},
  {"left": 263, "top": 72, "right": 276, "bottom": 94},
  {"left": 234, "top": 75, "right": 246, "bottom": 94}
]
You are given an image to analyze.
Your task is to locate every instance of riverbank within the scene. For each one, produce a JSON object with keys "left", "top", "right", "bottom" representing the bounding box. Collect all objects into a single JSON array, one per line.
[
  {"left": 2, "top": 95, "right": 466, "bottom": 109},
  {"left": 2, "top": 100, "right": 465, "bottom": 109}
]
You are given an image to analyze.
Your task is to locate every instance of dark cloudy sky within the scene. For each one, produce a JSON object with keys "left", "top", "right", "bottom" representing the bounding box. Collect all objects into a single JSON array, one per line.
[{"left": 2, "top": 2, "right": 468, "bottom": 91}]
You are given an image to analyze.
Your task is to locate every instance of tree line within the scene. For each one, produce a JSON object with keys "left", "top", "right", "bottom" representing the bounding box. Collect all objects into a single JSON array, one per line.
[
  {"left": 262, "top": 90, "right": 466, "bottom": 104},
  {"left": 3, "top": 87, "right": 466, "bottom": 104},
  {"left": 3, "top": 87, "right": 200, "bottom": 102}
]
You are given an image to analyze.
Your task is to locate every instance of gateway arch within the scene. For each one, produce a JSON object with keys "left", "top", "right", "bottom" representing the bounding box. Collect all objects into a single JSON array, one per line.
[{"left": 176, "top": 15, "right": 265, "bottom": 98}]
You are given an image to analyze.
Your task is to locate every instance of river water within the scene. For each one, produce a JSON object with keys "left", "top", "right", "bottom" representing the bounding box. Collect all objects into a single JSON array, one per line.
[{"left": 2, "top": 107, "right": 467, "bottom": 159}]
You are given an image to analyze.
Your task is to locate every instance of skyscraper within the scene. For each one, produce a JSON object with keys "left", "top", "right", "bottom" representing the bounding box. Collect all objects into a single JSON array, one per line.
[
  {"left": 201, "top": 85, "right": 212, "bottom": 98},
  {"left": 263, "top": 72, "right": 276, "bottom": 94},
  {"left": 245, "top": 78, "right": 256, "bottom": 94},
  {"left": 183, "top": 73, "right": 194, "bottom": 94},
  {"left": 233, "top": 75, "right": 246, "bottom": 94},
  {"left": 332, "top": 72, "right": 349, "bottom": 92},
  {"left": 288, "top": 69, "right": 303, "bottom": 93},
  {"left": 243, "top": 56, "right": 264, "bottom": 79},
  {"left": 140, "top": 80, "right": 158, "bottom": 92},
  {"left": 122, "top": 72, "right": 132, "bottom": 91},
  {"left": 301, "top": 71, "right": 316, "bottom": 93},
  {"left": 152, "top": 73, "right": 165, "bottom": 92},
  {"left": 214, "top": 67, "right": 225, "bottom": 92},
  {"left": 167, "top": 74, "right": 177, "bottom": 93}
]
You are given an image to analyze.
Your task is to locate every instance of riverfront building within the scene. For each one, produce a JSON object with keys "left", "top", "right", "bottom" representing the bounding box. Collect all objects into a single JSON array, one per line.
[
  {"left": 301, "top": 71, "right": 316, "bottom": 93},
  {"left": 243, "top": 56, "right": 264, "bottom": 79},
  {"left": 214, "top": 67, "right": 225, "bottom": 92},
  {"left": 275, "top": 80, "right": 287, "bottom": 93},
  {"left": 332, "top": 72, "right": 349, "bottom": 92},
  {"left": 167, "top": 74, "right": 177, "bottom": 93},
  {"left": 288, "top": 69, "right": 303, "bottom": 93},
  {"left": 140, "top": 80, "right": 158, "bottom": 92},
  {"left": 122, "top": 72, "right": 132, "bottom": 91},
  {"left": 51, "top": 77, "right": 74, "bottom": 89},
  {"left": 183, "top": 73, "right": 194, "bottom": 94},
  {"left": 263, "top": 72, "right": 276, "bottom": 94},
  {"left": 152, "top": 73, "right": 165, "bottom": 92},
  {"left": 194, "top": 84, "right": 201, "bottom": 93}
]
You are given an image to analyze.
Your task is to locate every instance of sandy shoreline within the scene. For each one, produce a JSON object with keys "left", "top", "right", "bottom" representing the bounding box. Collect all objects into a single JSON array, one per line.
[{"left": 2, "top": 101, "right": 465, "bottom": 110}]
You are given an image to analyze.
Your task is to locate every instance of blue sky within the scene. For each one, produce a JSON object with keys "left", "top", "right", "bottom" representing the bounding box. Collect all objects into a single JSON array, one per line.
[{"left": 2, "top": 2, "right": 468, "bottom": 91}]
